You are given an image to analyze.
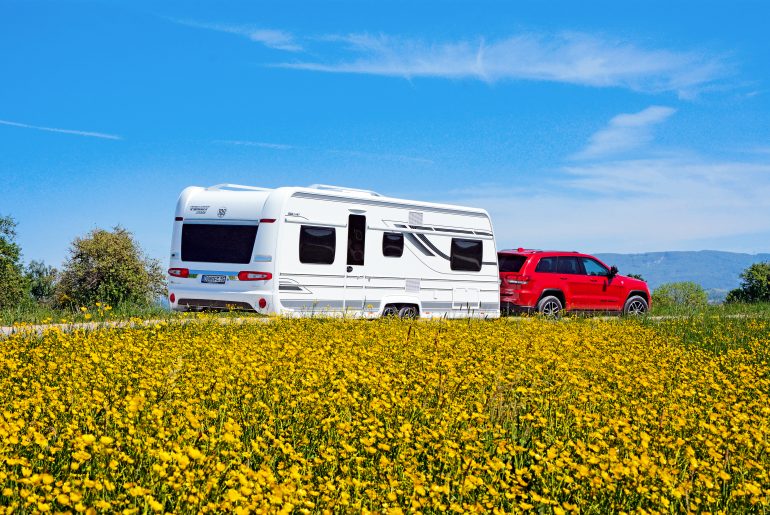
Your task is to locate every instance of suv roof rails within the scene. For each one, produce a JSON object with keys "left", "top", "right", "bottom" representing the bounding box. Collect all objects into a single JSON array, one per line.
[
  {"left": 206, "top": 184, "right": 272, "bottom": 192},
  {"left": 308, "top": 184, "right": 382, "bottom": 197}
]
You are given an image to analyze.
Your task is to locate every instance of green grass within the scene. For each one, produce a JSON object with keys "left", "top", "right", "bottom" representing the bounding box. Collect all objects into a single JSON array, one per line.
[
  {"left": 0, "top": 301, "right": 176, "bottom": 326},
  {"left": 650, "top": 301, "right": 770, "bottom": 317}
]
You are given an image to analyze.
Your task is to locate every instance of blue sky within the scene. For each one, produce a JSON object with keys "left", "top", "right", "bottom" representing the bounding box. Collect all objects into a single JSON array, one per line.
[{"left": 2, "top": 0, "right": 770, "bottom": 267}]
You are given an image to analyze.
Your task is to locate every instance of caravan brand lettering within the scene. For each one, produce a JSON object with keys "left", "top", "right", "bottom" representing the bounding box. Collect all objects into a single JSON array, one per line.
[{"left": 189, "top": 205, "right": 209, "bottom": 215}]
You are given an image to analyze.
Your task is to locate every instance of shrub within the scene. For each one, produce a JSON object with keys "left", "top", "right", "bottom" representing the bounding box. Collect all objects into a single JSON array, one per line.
[
  {"left": 0, "top": 215, "right": 29, "bottom": 309},
  {"left": 726, "top": 262, "right": 770, "bottom": 303},
  {"left": 56, "top": 226, "right": 165, "bottom": 307},
  {"left": 651, "top": 281, "right": 708, "bottom": 310}
]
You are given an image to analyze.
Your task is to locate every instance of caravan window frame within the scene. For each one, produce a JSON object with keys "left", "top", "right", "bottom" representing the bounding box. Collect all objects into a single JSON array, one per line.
[
  {"left": 299, "top": 225, "right": 336, "bottom": 264},
  {"left": 450, "top": 238, "right": 483, "bottom": 272},
  {"left": 382, "top": 232, "right": 404, "bottom": 257}
]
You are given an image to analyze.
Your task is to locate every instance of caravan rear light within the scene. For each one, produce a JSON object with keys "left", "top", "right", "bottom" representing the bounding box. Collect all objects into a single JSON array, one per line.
[
  {"left": 238, "top": 271, "right": 273, "bottom": 281},
  {"left": 258, "top": 298, "right": 267, "bottom": 309},
  {"left": 169, "top": 293, "right": 176, "bottom": 303},
  {"left": 168, "top": 268, "right": 189, "bottom": 278},
  {"left": 259, "top": 218, "right": 276, "bottom": 223}
]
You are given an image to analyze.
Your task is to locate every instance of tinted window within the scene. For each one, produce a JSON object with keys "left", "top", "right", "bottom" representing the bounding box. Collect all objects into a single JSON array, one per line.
[
  {"left": 181, "top": 224, "right": 257, "bottom": 264},
  {"left": 450, "top": 238, "right": 483, "bottom": 271},
  {"left": 299, "top": 226, "right": 336, "bottom": 264},
  {"left": 535, "top": 257, "right": 557, "bottom": 273},
  {"left": 582, "top": 258, "right": 609, "bottom": 276},
  {"left": 347, "top": 215, "right": 366, "bottom": 266},
  {"left": 557, "top": 256, "right": 583, "bottom": 275},
  {"left": 383, "top": 232, "right": 404, "bottom": 257},
  {"left": 498, "top": 254, "right": 526, "bottom": 272}
]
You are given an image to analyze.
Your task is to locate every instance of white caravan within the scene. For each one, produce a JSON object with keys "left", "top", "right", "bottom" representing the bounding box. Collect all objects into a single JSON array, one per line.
[{"left": 167, "top": 184, "right": 500, "bottom": 319}]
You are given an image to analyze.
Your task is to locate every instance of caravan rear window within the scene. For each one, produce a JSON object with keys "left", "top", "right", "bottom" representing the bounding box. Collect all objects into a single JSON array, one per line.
[{"left": 181, "top": 224, "right": 258, "bottom": 264}]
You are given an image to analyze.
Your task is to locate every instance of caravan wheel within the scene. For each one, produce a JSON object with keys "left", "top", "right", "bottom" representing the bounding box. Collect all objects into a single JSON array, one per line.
[
  {"left": 398, "top": 306, "right": 418, "bottom": 319},
  {"left": 381, "top": 305, "right": 399, "bottom": 318}
]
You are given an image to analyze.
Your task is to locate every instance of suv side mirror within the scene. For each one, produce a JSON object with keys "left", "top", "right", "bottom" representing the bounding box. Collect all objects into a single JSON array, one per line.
[{"left": 609, "top": 265, "right": 618, "bottom": 277}]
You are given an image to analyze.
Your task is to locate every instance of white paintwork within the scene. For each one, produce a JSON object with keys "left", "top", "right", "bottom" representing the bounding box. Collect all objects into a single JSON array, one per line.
[{"left": 168, "top": 184, "right": 500, "bottom": 318}]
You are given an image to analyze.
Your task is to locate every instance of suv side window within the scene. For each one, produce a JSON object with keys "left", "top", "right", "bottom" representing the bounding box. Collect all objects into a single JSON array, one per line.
[
  {"left": 535, "top": 257, "right": 557, "bottom": 273},
  {"left": 556, "top": 256, "right": 583, "bottom": 275},
  {"left": 582, "top": 258, "right": 609, "bottom": 276}
]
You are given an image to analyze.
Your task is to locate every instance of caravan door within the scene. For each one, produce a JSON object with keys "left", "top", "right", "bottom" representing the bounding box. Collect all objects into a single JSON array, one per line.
[{"left": 344, "top": 214, "right": 368, "bottom": 314}]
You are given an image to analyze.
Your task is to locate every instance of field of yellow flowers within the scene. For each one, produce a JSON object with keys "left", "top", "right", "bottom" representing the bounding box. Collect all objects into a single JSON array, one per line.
[{"left": 1, "top": 316, "right": 769, "bottom": 513}]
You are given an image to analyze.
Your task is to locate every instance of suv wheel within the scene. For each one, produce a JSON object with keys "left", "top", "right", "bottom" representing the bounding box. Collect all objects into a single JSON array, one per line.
[
  {"left": 537, "top": 295, "right": 562, "bottom": 317},
  {"left": 623, "top": 296, "right": 648, "bottom": 316}
]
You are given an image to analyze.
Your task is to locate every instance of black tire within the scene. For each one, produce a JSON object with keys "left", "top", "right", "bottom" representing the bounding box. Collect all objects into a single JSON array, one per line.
[
  {"left": 537, "top": 295, "right": 563, "bottom": 317},
  {"left": 623, "top": 295, "right": 648, "bottom": 316},
  {"left": 398, "top": 305, "right": 418, "bottom": 319},
  {"left": 381, "top": 305, "right": 399, "bottom": 318}
]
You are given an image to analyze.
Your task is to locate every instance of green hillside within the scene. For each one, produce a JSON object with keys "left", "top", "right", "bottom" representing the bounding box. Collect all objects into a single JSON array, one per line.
[{"left": 595, "top": 251, "right": 770, "bottom": 302}]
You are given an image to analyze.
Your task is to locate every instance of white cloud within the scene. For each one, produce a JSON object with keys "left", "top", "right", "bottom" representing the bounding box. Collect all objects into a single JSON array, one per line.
[
  {"left": 443, "top": 155, "right": 770, "bottom": 253},
  {"left": 217, "top": 139, "right": 433, "bottom": 164},
  {"left": 173, "top": 20, "right": 302, "bottom": 52},
  {"left": 219, "top": 139, "right": 295, "bottom": 150},
  {"left": 0, "top": 119, "right": 121, "bottom": 140},
  {"left": 572, "top": 106, "right": 676, "bottom": 159},
  {"left": 277, "top": 32, "right": 727, "bottom": 96}
]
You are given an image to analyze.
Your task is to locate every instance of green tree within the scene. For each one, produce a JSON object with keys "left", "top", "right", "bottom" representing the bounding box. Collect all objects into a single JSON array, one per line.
[
  {"left": 26, "top": 260, "right": 58, "bottom": 305},
  {"left": 0, "top": 215, "right": 29, "bottom": 309},
  {"left": 652, "top": 281, "right": 708, "bottom": 309},
  {"left": 56, "top": 226, "right": 165, "bottom": 307},
  {"left": 726, "top": 262, "right": 770, "bottom": 303}
]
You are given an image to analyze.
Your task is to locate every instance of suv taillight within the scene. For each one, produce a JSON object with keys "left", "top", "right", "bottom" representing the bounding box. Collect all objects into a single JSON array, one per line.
[
  {"left": 237, "top": 271, "right": 273, "bottom": 281},
  {"left": 168, "top": 268, "right": 189, "bottom": 278},
  {"left": 506, "top": 276, "right": 529, "bottom": 285}
]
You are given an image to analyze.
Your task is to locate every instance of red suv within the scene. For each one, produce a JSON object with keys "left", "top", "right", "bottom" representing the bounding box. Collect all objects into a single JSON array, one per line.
[{"left": 498, "top": 249, "right": 650, "bottom": 316}]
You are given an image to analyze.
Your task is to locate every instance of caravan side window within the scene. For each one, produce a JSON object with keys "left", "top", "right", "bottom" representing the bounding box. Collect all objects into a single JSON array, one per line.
[
  {"left": 382, "top": 232, "right": 404, "bottom": 257},
  {"left": 450, "top": 238, "right": 483, "bottom": 271},
  {"left": 299, "top": 226, "right": 336, "bottom": 264}
]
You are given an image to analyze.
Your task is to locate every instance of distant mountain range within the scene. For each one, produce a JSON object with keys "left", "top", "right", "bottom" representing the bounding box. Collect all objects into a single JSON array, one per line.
[{"left": 594, "top": 251, "right": 770, "bottom": 302}]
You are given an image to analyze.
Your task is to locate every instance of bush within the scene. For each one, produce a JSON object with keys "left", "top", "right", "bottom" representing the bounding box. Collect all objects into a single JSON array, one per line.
[
  {"left": 0, "top": 215, "right": 29, "bottom": 309},
  {"left": 652, "top": 281, "right": 708, "bottom": 310},
  {"left": 26, "top": 260, "right": 58, "bottom": 305},
  {"left": 726, "top": 262, "right": 770, "bottom": 303},
  {"left": 56, "top": 226, "right": 165, "bottom": 308}
]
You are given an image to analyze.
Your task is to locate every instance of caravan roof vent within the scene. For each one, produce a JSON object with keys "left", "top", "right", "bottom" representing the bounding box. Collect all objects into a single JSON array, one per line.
[{"left": 308, "top": 184, "right": 382, "bottom": 197}]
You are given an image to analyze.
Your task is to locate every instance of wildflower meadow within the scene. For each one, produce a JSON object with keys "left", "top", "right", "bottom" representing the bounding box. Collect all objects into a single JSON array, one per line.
[{"left": 1, "top": 316, "right": 768, "bottom": 513}]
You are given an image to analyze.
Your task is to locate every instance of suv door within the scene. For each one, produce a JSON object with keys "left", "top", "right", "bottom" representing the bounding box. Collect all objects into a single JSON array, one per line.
[
  {"left": 581, "top": 257, "right": 626, "bottom": 310},
  {"left": 555, "top": 256, "right": 592, "bottom": 309}
]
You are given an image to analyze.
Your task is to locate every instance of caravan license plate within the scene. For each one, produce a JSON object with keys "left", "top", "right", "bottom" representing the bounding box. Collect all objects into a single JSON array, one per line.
[{"left": 201, "top": 275, "right": 226, "bottom": 284}]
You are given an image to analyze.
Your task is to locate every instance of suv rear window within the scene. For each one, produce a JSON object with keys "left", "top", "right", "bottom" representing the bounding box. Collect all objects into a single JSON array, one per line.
[
  {"left": 498, "top": 254, "right": 526, "bottom": 272},
  {"left": 181, "top": 224, "right": 258, "bottom": 264}
]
